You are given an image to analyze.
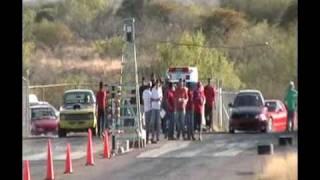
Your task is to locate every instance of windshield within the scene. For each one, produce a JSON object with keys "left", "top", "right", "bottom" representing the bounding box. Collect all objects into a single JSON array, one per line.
[
  {"left": 64, "top": 92, "right": 93, "bottom": 105},
  {"left": 233, "top": 94, "right": 263, "bottom": 107},
  {"left": 31, "top": 108, "right": 55, "bottom": 120},
  {"left": 265, "top": 101, "right": 277, "bottom": 112}
]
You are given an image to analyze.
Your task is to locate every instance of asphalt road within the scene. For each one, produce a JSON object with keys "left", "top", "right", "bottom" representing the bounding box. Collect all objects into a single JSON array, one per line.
[{"left": 24, "top": 132, "right": 297, "bottom": 180}]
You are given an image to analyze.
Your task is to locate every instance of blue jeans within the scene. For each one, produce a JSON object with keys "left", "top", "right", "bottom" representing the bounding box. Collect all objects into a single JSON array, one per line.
[
  {"left": 144, "top": 110, "right": 152, "bottom": 141},
  {"left": 167, "top": 111, "right": 175, "bottom": 138},
  {"left": 97, "top": 109, "right": 106, "bottom": 136},
  {"left": 186, "top": 111, "right": 194, "bottom": 139},
  {"left": 151, "top": 109, "right": 161, "bottom": 141},
  {"left": 175, "top": 110, "right": 186, "bottom": 138}
]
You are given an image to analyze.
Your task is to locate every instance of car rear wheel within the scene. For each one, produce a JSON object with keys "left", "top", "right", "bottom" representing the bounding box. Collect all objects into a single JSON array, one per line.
[
  {"left": 58, "top": 128, "right": 67, "bottom": 138},
  {"left": 229, "top": 127, "right": 235, "bottom": 134}
]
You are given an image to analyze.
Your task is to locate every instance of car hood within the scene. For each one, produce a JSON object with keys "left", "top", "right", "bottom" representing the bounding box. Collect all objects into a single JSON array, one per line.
[{"left": 231, "top": 106, "right": 263, "bottom": 114}]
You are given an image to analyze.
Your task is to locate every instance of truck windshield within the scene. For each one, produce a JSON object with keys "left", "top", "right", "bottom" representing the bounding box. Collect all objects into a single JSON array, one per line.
[
  {"left": 234, "top": 94, "right": 263, "bottom": 107},
  {"left": 64, "top": 92, "right": 93, "bottom": 105}
]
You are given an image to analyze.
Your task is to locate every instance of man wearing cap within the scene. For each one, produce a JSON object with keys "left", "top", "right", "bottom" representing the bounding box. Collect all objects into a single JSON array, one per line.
[{"left": 284, "top": 81, "right": 298, "bottom": 132}]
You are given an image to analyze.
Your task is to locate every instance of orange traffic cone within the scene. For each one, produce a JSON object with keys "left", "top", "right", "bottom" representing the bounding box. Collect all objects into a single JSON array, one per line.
[
  {"left": 86, "top": 129, "right": 94, "bottom": 166},
  {"left": 23, "top": 160, "right": 31, "bottom": 180},
  {"left": 64, "top": 143, "right": 73, "bottom": 174},
  {"left": 103, "top": 130, "right": 110, "bottom": 159},
  {"left": 46, "top": 139, "right": 54, "bottom": 180}
]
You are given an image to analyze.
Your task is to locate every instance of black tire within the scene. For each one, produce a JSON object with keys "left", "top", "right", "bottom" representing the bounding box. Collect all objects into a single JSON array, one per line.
[
  {"left": 91, "top": 127, "right": 97, "bottom": 136},
  {"left": 58, "top": 128, "right": 67, "bottom": 138},
  {"left": 229, "top": 127, "right": 235, "bottom": 134}
]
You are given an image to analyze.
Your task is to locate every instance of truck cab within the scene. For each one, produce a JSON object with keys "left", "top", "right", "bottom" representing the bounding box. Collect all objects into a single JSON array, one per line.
[{"left": 58, "top": 89, "right": 97, "bottom": 137}]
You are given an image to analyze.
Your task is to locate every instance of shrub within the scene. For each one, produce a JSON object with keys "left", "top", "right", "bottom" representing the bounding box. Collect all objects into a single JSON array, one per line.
[
  {"left": 221, "top": 0, "right": 294, "bottom": 24},
  {"left": 33, "top": 21, "right": 73, "bottom": 49},
  {"left": 92, "top": 36, "right": 125, "bottom": 58}
]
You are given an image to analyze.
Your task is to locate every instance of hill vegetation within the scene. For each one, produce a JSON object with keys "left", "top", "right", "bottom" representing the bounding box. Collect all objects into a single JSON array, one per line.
[{"left": 23, "top": 0, "right": 297, "bottom": 99}]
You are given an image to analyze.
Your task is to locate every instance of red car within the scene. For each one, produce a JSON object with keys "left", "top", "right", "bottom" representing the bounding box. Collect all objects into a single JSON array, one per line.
[
  {"left": 30, "top": 102, "right": 59, "bottom": 135},
  {"left": 265, "top": 100, "right": 288, "bottom": 132}
]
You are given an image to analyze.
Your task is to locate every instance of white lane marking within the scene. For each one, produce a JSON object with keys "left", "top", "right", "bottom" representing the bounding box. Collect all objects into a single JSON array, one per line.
[
  {"left": 23, "top": 146, "right": 103, "bottom": 161},
  {"left": 23, "top": 152, "right": 47, "bottom": 161},
  {"left": 137, "top": 141, "right": 191, "bottom": 158},
  {"left": 137, "top": 141, "right": 258, "bottom": 158}
]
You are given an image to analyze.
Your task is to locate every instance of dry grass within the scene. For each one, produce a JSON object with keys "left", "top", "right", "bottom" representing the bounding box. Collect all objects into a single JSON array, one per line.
[{"left": 257, "top": 152, "right": 297, "bottom": 180}]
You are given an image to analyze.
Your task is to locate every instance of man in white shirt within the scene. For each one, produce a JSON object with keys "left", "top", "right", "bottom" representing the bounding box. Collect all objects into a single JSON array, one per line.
[
  {"left": 143, "top": 81, "right": 152, "bottom": 144},
  {"left": 150, "top": 79, "right": 163, "bottom": 143}
]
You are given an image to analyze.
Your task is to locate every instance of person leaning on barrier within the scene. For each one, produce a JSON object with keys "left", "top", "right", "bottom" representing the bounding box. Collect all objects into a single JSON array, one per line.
[{"left": 143, "top": 81, "right": 153, "bottom": 144}]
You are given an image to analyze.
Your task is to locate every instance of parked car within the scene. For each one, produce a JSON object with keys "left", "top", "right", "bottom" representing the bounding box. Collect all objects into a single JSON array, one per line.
[
  {"left": 58, "top": 89, "right": 97, "bottom": 137},
  {"left": 30, "top": 101, "right": 59, "bottom": 135},
  {"left": 228, "top": 90, "right": 271, "bottom": 133},
  {"left": 265, "top": 99, "right": 288, "bottom": 132}
]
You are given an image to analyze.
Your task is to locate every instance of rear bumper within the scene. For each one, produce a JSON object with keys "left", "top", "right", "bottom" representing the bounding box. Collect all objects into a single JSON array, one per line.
[{"left": 31, "top": 129, "right": 57, "bottom": 134}]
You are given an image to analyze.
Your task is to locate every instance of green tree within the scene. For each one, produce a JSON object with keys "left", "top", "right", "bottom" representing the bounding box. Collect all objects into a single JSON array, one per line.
[
  {"left": 92, "top": 36, "right": 125, "bottom": 58},
  {"left": 33, "top": 20, "right": 73, "bottom": 50},
  {"left": 157, "top": 31, "right": 242, "bottom": 89},
  {"left": 199, "top": 8, "right": 248, "bottom": 42},
  {"left": 56, "top": 0, "right": 108, "bottom": 39},
  {"left": 23, "top": 7, "right": 36, "bottom": 42},
  {"left": 23, "top": 42, "right": 35, "bottom": 77}
]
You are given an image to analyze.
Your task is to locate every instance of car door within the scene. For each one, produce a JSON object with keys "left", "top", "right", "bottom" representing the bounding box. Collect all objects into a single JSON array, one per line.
[{"left": 277, "top": 101, "right": 287, "bottom": 132}]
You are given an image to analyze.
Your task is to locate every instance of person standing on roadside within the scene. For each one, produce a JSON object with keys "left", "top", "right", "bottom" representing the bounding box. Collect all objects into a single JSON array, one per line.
[
  {"left": 104, "top": 84, "right": 110, "bottom": 130},
  {"left": 166, "top": 82, "right": 176, "bottom": 140},
  {"left": 143, "top": 81, "right": 152, "bottom": 144},
  {"left": 150, "top": 79, "right": 163, "bottom": 143},
  {"left": 193, "top": 82, "right": 206, "bottom": 141},
  {"left": 174, "top": 79, "right": 188, "bottom": 140},
  {"left": 96, "top": 81, "right": 107, "bottom": 137},
  {"left": 186, "top": 82, "right": 195, "bottom": 140},
  {"left": 204, "top": 78, "right": 216, "bottom": 132},
  {"left": 284, "top": 81, "right": 298, "bottom": 132}
]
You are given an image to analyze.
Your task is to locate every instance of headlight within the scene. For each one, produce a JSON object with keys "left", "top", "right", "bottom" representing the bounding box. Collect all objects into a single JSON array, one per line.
[{"left": 255, "top": 114, "right": 267, "bottom": 121}]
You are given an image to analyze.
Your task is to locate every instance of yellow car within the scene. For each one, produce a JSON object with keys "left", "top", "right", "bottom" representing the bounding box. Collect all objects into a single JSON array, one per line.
[{"left": 58, "top": 89, "right": 97, "bottom": 137}]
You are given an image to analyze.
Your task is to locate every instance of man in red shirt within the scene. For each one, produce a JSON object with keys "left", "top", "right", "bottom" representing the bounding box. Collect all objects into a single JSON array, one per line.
[
  {"left": 174, "top": 79, "right": 188, "bottom": 140},
  {"left": 96, "top": 81, "right": 107, "bottom": 137},
  {"left": 204, "top": 78, "right": 216, "bottom": 132},
  {"left": 193, "top": 82, "right": 205, "bottom": 141},
  {"left": 185, "top": 82, "right": 195, "bottom": 140},
  {"left": 166, "top": 82, "right": 175, "bottom": 140}
]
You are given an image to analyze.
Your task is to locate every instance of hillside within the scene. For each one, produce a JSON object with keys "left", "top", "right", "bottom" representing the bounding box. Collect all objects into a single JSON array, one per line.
[{"left": 23, "top": 0, "right": 297, "bottom": 98}]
